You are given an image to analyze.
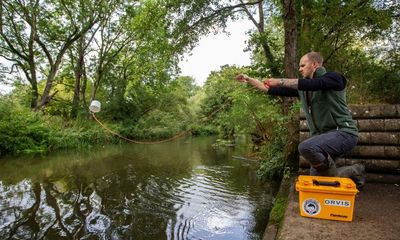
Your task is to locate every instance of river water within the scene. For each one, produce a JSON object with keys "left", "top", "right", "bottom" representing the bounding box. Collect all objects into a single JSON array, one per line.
[{"left": 0, "top": 137, "right": 278, "bottom": 240}]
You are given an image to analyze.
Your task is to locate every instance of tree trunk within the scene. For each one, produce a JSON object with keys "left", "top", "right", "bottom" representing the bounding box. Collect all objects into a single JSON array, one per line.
[
  {"left": 28, "top": 12, "right": 39, "bottom": 109},
  {"left": 90, "top": 59, "right": 104, "bottom": 103},
  {"left": 283, "top": 0, "right": 297, "bottom": 80},
  {"left": 81, "top": 65, "right": 88, "bottom": 107},
  {"left": 282, "top": 0, "right": 298, "bottom": 113},
  {"left": 298, "top": 0, "right": 312, "bottom": 54},
  {"left": 261, "top": 42, "right": 280, "bottom": 77},
  {"left": 38, "top": 64, "right": 59, "bottom": 110},
  {"left": 28, "top": 56, "right": 39, "bottom": 108},
  {"left": 282, "top": 0, "right": 299, "bottom": 170},
  {"left": 71, "top": 36, "right": 85, "bottom": 118},
  {"left": 30, "top": 79, "right": 39, "bottom": 109}
]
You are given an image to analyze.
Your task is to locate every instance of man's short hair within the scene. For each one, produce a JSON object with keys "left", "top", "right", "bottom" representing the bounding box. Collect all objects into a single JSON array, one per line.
[{"left": 306, "top": 52, "right": 324, "bottom": 65}]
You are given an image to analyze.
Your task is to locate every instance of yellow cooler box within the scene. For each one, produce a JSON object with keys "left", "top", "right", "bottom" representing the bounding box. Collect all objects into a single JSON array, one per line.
[{"left": 295, "top": 175, "right": 358, "bottom": 222}]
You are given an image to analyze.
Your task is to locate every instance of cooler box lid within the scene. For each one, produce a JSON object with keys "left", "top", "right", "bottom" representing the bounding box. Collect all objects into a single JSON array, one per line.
[{"left": 296, "top": 175, "right": 358, "bottom": 195}]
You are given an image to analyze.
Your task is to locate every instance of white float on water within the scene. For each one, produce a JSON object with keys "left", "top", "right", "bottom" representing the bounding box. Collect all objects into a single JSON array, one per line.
[{"left": 89, "top": 100, "right": 101, "bottom": 113}]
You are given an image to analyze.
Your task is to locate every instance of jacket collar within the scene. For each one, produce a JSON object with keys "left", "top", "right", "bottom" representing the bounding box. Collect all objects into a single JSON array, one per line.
[{"left": 313, "top": 67, "right": 327, "bottom": 78}]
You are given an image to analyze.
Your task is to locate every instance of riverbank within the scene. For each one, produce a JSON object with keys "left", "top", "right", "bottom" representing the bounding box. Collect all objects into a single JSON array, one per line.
[{"left": 263, "top": 175, "right": 400, "bottom": 240}]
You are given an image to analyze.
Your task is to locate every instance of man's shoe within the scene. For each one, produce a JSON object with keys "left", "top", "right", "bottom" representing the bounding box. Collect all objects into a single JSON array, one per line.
[
  {"left": 350, "top": 164, "right": 366, "bottom": 190},
  {"left": 310, "top": 156, "right": 337, "bottom": 177}
]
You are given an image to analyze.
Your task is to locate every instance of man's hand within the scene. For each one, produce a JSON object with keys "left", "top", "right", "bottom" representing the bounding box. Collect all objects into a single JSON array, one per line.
[
  {"left": 235, "top": 74, "right": 269, "bottom": 92},
  {"left": 235, "top": 74, "right": 249, "bottom": 83}
]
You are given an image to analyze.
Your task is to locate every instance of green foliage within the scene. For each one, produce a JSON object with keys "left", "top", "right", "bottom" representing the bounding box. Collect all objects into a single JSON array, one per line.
[
  {"left": 296, "top": 0, "right": 398, "bottom": 104},
  {"left": 200, "top": 65, "right": 241, "bottom": 138},
  {"left": 200, "top": 65, "right": 284, "bottom": 141},
  {"left": 0, "top": 0, "right": 107, "bottom": 108},
  {"left": 256, "top": 124, "right": 288, "bottom": 180},
  {"left": 129, "top": 109, "right": 184, "bottom": 140},
  {"left": 171, "top": 76, "right": 200, "bottom": 98},
  {"left": 111, "top": 75, "right": 200, "bottom": 140},
  {"left": 364, "top": 19, "right": 400, "bottom": 104},
  {"left": 246, "top": 12, "right": 284, "bottom": 77},
  {"left": 338, "top": 48, "right": 400, "bottom": 104},
  {"left": 190, "top": 125, "right": 219, "bottom": 136},
  {"left": 0, "top": 99, "right": 49, "bottom": 155},
  {"left": 299, "top": 0, "right": 392, "bottom": 57},
  {"left": 0, "top": 98, "right": 117, "bottom": 157},
  {"left": 368, "top": 63, "right": 400, "bottom": 104},
  {"left": 47, "top": 120, "right": 117, "bottom": 151}
]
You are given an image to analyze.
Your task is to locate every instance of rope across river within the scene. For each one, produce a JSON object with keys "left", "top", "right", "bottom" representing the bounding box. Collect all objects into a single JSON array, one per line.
[
  {"left": 90, "top": 86, "right": 253, "bottom": 144},
  {"left": 91, "top": 113, "right": 189, "bottom": 144}
]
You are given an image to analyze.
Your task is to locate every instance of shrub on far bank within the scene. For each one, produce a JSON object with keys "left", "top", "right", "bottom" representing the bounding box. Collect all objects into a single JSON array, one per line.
[
  {"left": 189, "top": 125, "right": 219, "bottom": 136},
  {"left": 0, "top": 99, "right": 49, "bottom": 156},
  {"left": 0, "top": 99, "right": 118, "bottom": 157}
]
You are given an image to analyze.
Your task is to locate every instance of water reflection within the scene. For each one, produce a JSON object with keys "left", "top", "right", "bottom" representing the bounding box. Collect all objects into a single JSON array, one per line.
[{"left": 0, "top": 137, "right": 277, "bottom": 239}]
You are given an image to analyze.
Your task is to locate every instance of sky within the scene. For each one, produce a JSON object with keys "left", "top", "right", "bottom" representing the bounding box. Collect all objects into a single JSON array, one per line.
[{"left": 178, "top": 19, "right": 253, "bottom": 86}]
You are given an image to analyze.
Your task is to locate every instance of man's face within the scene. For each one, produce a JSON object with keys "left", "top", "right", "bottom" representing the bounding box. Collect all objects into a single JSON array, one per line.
[{"left": 299, "top": 55, "right": 318, "bottom": 79}]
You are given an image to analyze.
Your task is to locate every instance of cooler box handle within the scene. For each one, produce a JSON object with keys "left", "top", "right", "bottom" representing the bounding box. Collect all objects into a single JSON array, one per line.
[{"left": 312, "top": 179, "right": 340, "bottom": 187}]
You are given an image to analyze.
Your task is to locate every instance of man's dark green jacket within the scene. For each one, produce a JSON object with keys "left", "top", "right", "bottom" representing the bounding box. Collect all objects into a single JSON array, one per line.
[{"left": 267, "top": 67, "right": 358, "bottom": 136}]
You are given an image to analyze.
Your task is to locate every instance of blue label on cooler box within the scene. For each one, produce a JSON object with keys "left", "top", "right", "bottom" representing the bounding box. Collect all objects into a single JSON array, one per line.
[{"left": 302, "top": 198, "right": 321, "bottom": 216}]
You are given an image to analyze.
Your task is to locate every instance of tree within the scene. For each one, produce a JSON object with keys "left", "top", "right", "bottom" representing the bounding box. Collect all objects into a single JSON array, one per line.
[
  {"left": 0, "top": 0, "right": 41, "bottom": 108},
  {"left": 282, "top": 0, "right": 297, "bottom": 79},
  {"left": 201, "top": 65, "right": 282, "bottom": 141},
  {"left": 0, "top": 0, "right": 103, "bottom": 110},
  {"left": 298, "top": 0, "right": 392, "bottom": 64},
  {"left": 240, "top": 0, "right": 281, "bottom": 76},
  {"left": 89, "top": 2, "right": 135, "bottom": 103},
  {"left": 69, "top": 22, "right": 100, "bottom": 118}
]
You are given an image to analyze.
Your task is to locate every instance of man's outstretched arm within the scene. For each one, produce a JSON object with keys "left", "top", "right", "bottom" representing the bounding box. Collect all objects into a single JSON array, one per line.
[{"left": 235, "top": 74, "right": 299, "bottom": 97}]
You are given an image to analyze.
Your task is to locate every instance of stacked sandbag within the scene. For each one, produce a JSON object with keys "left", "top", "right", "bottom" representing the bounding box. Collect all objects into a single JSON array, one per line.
[{"left": 299, "top": 104, "right": 400, "bottom": 183}]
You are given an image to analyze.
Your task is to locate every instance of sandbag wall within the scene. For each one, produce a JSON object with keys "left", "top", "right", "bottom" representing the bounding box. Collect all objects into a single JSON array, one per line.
[{"left": 299, "top": 104, "right": 400, "bottom": 183}]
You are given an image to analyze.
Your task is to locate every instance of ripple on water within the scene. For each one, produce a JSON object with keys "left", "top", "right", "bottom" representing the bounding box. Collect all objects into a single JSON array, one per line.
[
  {"left": 167, "top": 166, "right": 257, "bottom": 240},
  {"left": 0, "top": 138, "right": 273, "bottom": 240}
]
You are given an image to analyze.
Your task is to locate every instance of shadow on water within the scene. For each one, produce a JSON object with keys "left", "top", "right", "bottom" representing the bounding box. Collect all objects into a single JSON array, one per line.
[{"left": 0, "top": 136, "right": 279, "bottom": 240}]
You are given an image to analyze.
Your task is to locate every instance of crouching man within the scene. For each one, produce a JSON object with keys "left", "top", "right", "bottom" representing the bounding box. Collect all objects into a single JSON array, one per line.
[{"left": 236, "top": 51, "right": 365, "bottom": 189}]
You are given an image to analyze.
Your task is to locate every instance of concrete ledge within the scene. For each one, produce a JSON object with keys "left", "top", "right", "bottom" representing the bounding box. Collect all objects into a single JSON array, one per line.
[{"left": 276, "top": 179, "right": 400, "bottom": 240}]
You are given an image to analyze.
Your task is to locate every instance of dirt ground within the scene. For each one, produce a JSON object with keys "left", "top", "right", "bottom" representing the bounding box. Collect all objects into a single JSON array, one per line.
[{"left": 276, "top": 181, "right": 400, "bottom": 240}]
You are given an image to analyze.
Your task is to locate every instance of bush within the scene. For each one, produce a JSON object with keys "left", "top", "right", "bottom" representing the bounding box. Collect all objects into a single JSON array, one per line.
[
  {"left": 189, "top": 124, "right": 218, "bottom": 136},
  {"left": 0, "top": 98, "right": 119, "bottom": 157},
  {"left": 257, "top": 131, "right": 287, "bottom": 180},
  {"left": 0, "top": 99, "right": 50, "bottom": 155},
  {"left": 125, "top": 109, "right": 185, "bottom": 140}
]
